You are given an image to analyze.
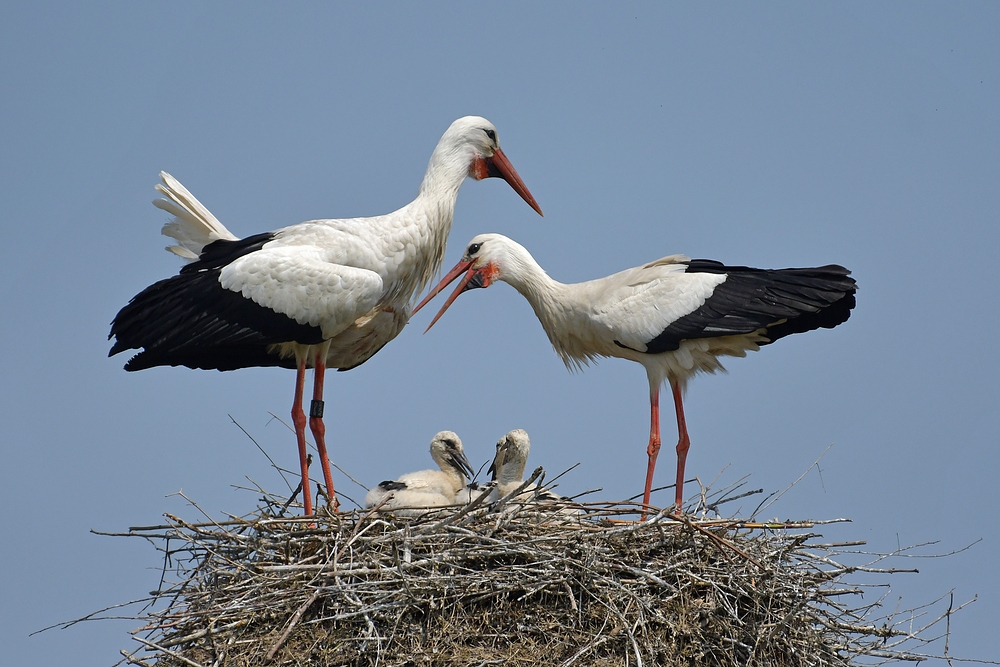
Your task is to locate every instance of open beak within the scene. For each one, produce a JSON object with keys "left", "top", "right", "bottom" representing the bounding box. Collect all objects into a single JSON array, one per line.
[
  {"left": 488, "top": 439, "right": 512, "bottom": 481},
  {"left": 412, "top": 259, "right": 491, "bottom": 332},
  {"left": 485, "top": 147, "right": 543, "bottom": 217},
  {"left": 449, "top": 450, "right": 476, "bottom": 480}
]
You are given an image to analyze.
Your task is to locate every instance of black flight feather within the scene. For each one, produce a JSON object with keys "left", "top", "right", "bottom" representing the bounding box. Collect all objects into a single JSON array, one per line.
[
  {"left": 109, "top": 232, "right": 325, "bottom": 372},
  {"left": 642, "top": 261, "right": 857, "bottom": 355}
]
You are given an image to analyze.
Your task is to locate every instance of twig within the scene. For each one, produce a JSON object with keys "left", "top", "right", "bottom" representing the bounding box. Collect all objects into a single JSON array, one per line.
[
  {"left": 66, "top": 477, "right": 979, "bottom": 667},
  {"left": 265, "top": 588, "right": 322, "bottom": 661},
  {"left": 229, "top": 414, "right": 293, "bottom": 493},
  {"left": 132, "top": 636, "right": 207, "bottom": 667},
  {"left": 752, "top": 442, "right": 834, "bottom": 518},
  {"left": 120, "top": 649, "right": 156, "bottom": 667}
]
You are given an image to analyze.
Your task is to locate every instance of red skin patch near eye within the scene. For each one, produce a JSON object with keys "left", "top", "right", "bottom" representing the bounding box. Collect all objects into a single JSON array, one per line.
[
  {"left": 478, "top": 262, "right": 500, "bottom": 288},
  {"left": 469, "top": 156, "right": 490, "bottom": 180}
]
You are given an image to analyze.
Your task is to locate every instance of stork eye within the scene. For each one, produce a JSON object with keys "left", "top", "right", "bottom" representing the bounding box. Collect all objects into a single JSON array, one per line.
[
  {"left": 484, "top": 128, "right": 496, "bottom": 142},
  {"left": 468, "top": 242, "right": 482, "bottom": 255}
]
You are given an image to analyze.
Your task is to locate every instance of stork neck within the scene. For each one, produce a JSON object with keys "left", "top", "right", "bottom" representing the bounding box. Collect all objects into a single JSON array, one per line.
[
  {"left": 503, "top": 252, "right": 568, "bottom": 321},
  {"left": 443, "top": 466, "right": 466, "bottom": 490},
  {"left": 384, "top": 166, "right": 462, "bottom": 301},
  {"left": 497, "top": 460, "right": 528, "bottom": 490},
  {"left": 431, "top": 453, "right": 467, "bottom": 489},
  {"left": 417, "top": 141, "right": 472, "bottom": 205},
  {"left": 407, "top": 148, "right": 466, "bottom": 281}
]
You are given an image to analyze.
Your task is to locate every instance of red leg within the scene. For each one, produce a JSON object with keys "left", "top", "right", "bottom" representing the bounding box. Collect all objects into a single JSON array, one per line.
[
  {"left": 641, "top": 386, "right": 661, "bottom": 520},
  {"left": 309, "top": 350, "right": 339, "bottom": 512},
  {"left": 291, "top": 356, "right": 313, "bottom": 516},
  {"left": 671, "top": 379, "right": 691, "bottom": 514}
]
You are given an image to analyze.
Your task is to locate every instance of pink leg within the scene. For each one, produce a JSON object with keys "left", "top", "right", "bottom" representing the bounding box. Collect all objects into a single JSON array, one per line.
[
  {"left": 309, "top": 351, "right": 339, "bottom": 512},
  {"left": 291, "top": 357, "right": 313, "bottom": 516},
  {"left": 671, "top": 379, "right": 691, "bottom": 514},
  {"left": 641, "top": 386, "right": 661, "bottom": 520}
]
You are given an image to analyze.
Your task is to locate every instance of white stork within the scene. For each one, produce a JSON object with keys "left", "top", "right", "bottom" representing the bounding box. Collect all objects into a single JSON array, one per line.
[
  {"left": 364, "top": 431, "right": 475, "bottom": 513},
  {"left": 413, "top": 234, "right": 857, "bottom": 515},
  {"left": 109, "top": 118, "right": 542, "bottom": 516}
]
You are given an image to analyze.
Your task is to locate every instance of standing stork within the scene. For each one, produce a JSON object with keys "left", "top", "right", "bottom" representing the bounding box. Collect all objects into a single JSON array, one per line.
[
  {"left": 109, "top": 118, "right": 542, "bottom": 515},
  {"left": 413, "top": 234, "right": 856, "bottom": 515}
]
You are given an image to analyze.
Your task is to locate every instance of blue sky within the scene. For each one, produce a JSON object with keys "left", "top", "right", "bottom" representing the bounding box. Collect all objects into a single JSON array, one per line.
[{"left": 2, "top": 3, "right": 998, "bottom": 664}]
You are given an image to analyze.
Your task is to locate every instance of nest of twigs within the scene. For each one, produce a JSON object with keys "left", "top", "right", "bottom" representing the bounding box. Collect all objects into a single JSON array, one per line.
[{"left": 97, "top": 471, "right": 959, "bottom": 667}]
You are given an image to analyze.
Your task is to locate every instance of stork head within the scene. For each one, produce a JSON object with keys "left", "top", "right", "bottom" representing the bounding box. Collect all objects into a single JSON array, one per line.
[
  {"left": 428, "top": 431, "right": 475, "bottom": 481},
  {"left": 412, "top": 234, "right": 528, "bottom": 331},
  {"left": 433, "top": 117, "right": 543, "bottom": 216},
  {"left": 489, "top": 429, "right": 531, "bottom": 485}
]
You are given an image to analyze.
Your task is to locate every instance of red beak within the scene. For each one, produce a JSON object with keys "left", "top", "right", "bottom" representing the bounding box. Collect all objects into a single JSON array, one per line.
[
  {"left": 413, "top": 259, "right": 490, "bottom": 333},
  {"left": 484, "top": 147, "right": 543, "bottom": 217}
]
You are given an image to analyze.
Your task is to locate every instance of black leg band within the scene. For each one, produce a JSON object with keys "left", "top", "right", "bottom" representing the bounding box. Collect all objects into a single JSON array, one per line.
[{"left": 309, "top": 399, "right": 325, "bottom": 419}]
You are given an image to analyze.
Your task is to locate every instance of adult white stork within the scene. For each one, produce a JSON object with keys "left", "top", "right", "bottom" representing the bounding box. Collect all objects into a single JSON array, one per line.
[
  {"left": 109, "top": 117, "right": 542, "bottom": 516},
  {"left": 413, "top": 234, "right": 857, "bottom": 515},
  {"left": 364, "top": 431, "right": 475, "bottom": 513}
]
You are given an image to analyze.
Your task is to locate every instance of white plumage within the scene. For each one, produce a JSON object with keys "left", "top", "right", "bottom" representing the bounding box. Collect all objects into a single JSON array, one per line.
[
  {"left": 155, "top": 171, "right": 239, "bottom": 259},
  {"left": 365, "top": 431, "right": 475, "bottom": 513},
  {"left": 455, "top": 429, "right": 571, "bottom": 509},
  {"left": 489, "top": 429, "right": 563, "bottom": 501},
  {"left": 110, "top": 118, "right": 542, "bottom": 516},
  {"left": 414, "top": 234, "right": 857, "bottom": 515}
]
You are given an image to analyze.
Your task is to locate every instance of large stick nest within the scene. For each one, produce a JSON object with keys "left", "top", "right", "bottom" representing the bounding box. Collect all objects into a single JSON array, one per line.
[{"left": 101, "top": 475, "right": 957, "bottom": 667}]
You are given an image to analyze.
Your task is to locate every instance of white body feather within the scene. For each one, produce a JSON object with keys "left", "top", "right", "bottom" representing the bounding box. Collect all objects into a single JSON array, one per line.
[
  {"left": 365, "top": 431, "right": 472, "bottom": 514},
  {"left": 468, "top": 235, "right": 765, "bottom": 394},
  {"left": 487, "top": 430, "right": 576, "bottom": 511},
  {"left": 153, "top": 116, "right": 533, "bottom": 371}
]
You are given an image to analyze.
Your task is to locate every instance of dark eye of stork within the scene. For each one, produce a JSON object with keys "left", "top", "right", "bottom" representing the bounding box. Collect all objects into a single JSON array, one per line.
[
  {"left": 444, "top": 439, "right": 458, "bottom": 450},
  {"left": 468, "top": 242, "right": 482, "bottom": 255},
  {"left": 484, "top": 128, "right": 496, "bottom": 142}
]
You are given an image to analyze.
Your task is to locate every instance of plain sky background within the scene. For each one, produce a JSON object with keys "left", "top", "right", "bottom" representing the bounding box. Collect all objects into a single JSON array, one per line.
[{"left": 2, "top": 3, "right": 998, "bottom": 665}]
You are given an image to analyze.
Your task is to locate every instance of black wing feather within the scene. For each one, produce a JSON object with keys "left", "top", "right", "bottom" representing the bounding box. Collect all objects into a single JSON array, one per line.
[
  {"left": 377, "top": 481, "right": 408, "bottom": 492},
  {"left": 109, "top": 232, "right": 325, "bottom": 372},
  {"left": 643, "top": 261, "right": 857, "bottom": 354},
  {"left": 180, "top": 232, "right": 276, "bottom": 273}
]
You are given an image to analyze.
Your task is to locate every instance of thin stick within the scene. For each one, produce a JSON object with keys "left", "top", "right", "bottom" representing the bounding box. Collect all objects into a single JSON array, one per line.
[
  {"left": 132, "top": 637, "right": 207, "bottom": 667},
  {"left": 229, "top": 414, "right": 294, "bottom": 493},
  {"left": 120, "top": 649, "right": 156, "bottom": 667},
  {"left": 265, "top": 588, "right": 322, "bottom": 661},
  {"left": 752, "top": 442, "right": 834, "bottom": 518}
]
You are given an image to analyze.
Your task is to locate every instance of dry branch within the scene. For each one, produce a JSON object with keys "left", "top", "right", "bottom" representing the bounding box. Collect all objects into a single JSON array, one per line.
[{"left": 78, "top": 482, "right": 976, "bottom": 666}]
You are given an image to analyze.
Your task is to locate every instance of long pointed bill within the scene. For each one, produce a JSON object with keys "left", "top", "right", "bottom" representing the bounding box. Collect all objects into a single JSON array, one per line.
[
  {"left": 486, "top": 147, "right": 544, "bottom": 216},
  {"left": 413, "top": 260, "right": 490, "bottom": 333},
  {"left": 488, "top": 439, "right": 513, "bottom": 480},
  {"left": 449, "top": 450, "right": 476, "bottom": 481},
  {"left": 413, "top": 259, "right": 473, "bottom": 316}
]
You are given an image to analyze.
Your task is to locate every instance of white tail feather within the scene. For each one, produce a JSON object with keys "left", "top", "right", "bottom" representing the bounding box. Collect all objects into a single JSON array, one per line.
[{"left": 154, "top": 171, "right": 239, "bottom": 260}]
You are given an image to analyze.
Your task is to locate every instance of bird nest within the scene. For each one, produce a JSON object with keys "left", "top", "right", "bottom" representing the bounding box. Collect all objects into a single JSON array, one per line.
[{"left": 90, "top": 473, "right": 961, "bottom": 667}]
